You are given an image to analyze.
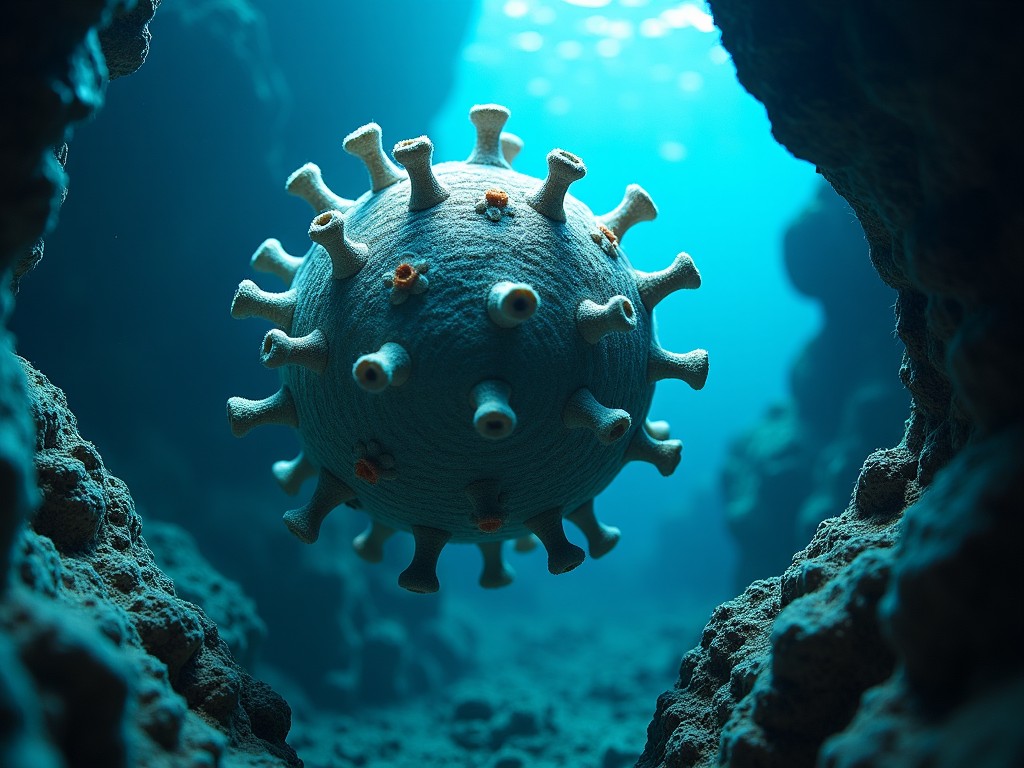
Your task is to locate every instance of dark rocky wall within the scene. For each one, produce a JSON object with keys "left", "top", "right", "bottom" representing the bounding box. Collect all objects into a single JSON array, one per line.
[
  {"left": 1, "top": 2, "right": 302, "bottom": 765},
  {"left": 640, "top": 1, "right": 1023, "bottom": 766}
]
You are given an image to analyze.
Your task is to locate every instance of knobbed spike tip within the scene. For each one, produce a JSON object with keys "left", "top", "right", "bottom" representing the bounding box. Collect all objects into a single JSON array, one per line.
[
  {"left": 285, "top": 162, "right": 353, "bottom": 213},
  {"left": 567, "top": 500, "right": 620, "bottom": 558},
  {"left": 352, "top": 342, "right": 410, "bottom": 392},
  {"left": 625, "top": 427, "right": 682, "bottom": 477},
  {"left": 478, "top": 541, "right": 515, "bottom": 588},
  {"left": 523, "top": 507, "right": 586, "bottom": 575},
  {"left": 352, "top": 520, "right": 396, "bottom": 563},
  {"left": 227, "top": 387, "right": 298, "bottom": 437},
  {"left": 514, "top": 535, "right": 538, "bottom": 553},
  {"left": 487, "top": 281, "right": 540, "bottom": 328},
  {"left": 471, "top": 380, "right": 516, "bottom": 440},
  {"left": 635, "top": 251, "right": 702, "bottom": 311},
  {"left": 393, "top": 136, "right": 450, "bottom": 211},
  {"left": 500, "top": 132, "right": 524, "bottom": 165},
  {"left": 343, "top": 122, "right": 404, "bottom": 192},
  {"left": 272, "top": 452, "right": 316, "bottom": 496},
  {"left": 308, "top": 210, "right": 368, "bottom": 280},
  {"left": 230, "top": 280, "right": 296, "bottom": 332},
  {"left": 562, "top": 388, "right": 632, "bottom": 445},
  {"left": 576, "top": 295, "right": 637, "bottom": 344},
  {"left": 467, "top": 104, "right": 513, "bottom": 168},
  {"left": 647, "top": 346, "right": 710, "bottom": 390},
  {"left": 465, "top": 479, "right": 507, "bottom": 533},
  {"left": 398, "top": 526, "right": 452, "bottom": 593},
  {"left": 645, "top": 419, "right": 671, "bottom": 441},
  {"left": 251, "top": 238, "right": 304, "bottom": 286},
  {"left": 527, "top": 149, "right": 586, "bottom": 222},
  {"left": 600, "top": 183, "right": 657, "bottom": 242},
  {"left": 261, "top": 328, "right": 328, "bottom": 373},
  {"left": 282, "top": 469, "right": 355, "bottom": 544}
]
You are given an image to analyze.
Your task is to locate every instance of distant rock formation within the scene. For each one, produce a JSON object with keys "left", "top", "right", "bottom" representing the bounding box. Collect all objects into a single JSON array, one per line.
[{"left": 722, "top": 181, "right": 907, "bottom": 589}]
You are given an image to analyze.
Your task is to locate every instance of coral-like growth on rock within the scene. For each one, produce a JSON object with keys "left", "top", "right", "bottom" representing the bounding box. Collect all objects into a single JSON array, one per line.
[{"left": 1, "top": 359, "right": 299, "bottom": 766}]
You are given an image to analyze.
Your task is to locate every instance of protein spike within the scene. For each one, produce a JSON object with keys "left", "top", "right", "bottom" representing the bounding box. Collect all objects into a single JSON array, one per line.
[
  {"left": 576, "top": 295, "right": 637, "bottom": 344},
  {"left": 647, "top": 346, "right": 710, "bottom": 390},
  {"left": 644, "top": 419, "right": 671, "bottom": 440},
  {"left": 600, "top": 183, "right": 657, "bottom": 242},
  {"left": 308, "top": 210, "right": 368, "bottom": 280},
  {"left": 500, "top": 132, "right": 524, "bottom": 165},
  {"left": 567, "top": 500, "right": 620, "bottom": 558},
  {"left": 393, "top": 136, "right": 450, "bottom": 211},
  {"left": 398, "top": 526, "right": 452, "bottom": 594},
  {"left": 471, "top": 380, "right": 516, "bottom": 440},
  {"left": 352, "top": 520, "right": 396, "bottom": 563},
  {"left": 487, "top": 281, "right": 540, "bottom": 328},
  {"left": 624, "top": 427, "right": 682, "bottom": 477},
  {"left": 514, "top": 536, "right": 538, "bottom": 553},
  {"left": 251, "top": 238, "right": 304, "bottom": 286},
  {"left": 230, "top": 280, "right": 296, "bottom": 332},
  {"left": 261, "top": 328, "right": 328, "bottom": 373},
  {"left": 635, "top": 251, "right": 702, "bottom": 311},
  {"left": 467, "top": 104, "right": 513, "bottom": 168},
  {"left": 527, "top": 149, "right": 587, "bottom": 222},
  {"left": 272, "top": 452, "right": 316, "bottom": 496},
  {"left": 523, "top": 507, "right": 586, "bottom": 575},
  {"left": 226, "top": 387, "right": 297, "bottom": 437},
  {"left": 343, "top": 122, "right": 404, "bottom": 192},
  {"left": 282, "top": 469, "right": 355, "bottom": 544},
  {"left": 285, "top": 162, "right": 353, "bottom": 214},
  {"left": 562, "top": 388, "right": 632, "bottom": 445},
  {"left": 352, "top": 342, "right": 410, "bottom": 393},
  {"left": 478, "top": 541, "right": 515, "bottom": 588}
]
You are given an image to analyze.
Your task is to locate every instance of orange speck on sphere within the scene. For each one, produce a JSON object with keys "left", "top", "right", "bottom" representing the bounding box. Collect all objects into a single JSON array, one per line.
[
  {"left": 393, "top": 262, "right": 419, "bottom": 289},
  {"left": 477, "top": 517, "right": 504, "bottom": 533},
  {"left": 485, "top": 188, "right": 509, "bottom": 208},
  {"left": 598, "top": 224, "right": 618, "bottom": 246},
  {"left": 354, "top": 458, "right": 380, "bottom": 484}
]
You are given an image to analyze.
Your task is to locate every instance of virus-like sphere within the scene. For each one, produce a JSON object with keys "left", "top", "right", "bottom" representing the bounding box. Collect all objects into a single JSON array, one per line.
[{"left": 227, "top": 104, "right": 708, "bottom": 593}]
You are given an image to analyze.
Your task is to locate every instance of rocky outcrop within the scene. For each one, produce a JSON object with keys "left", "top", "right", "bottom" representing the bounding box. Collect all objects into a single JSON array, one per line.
[
  {"left": 641, "top": 1, "right": 1023, "bottom": 766},
  {"left": 145, "top": 521, "right": 267, "bottom": 670},
  {"left": 0, "top": 359, "right": 300, "bottom": 766}
]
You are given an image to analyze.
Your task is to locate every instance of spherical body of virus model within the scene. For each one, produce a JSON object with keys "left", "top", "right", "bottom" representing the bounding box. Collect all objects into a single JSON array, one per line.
[{"left": 228, "top": 104, "right": 708, "bottom": 593}]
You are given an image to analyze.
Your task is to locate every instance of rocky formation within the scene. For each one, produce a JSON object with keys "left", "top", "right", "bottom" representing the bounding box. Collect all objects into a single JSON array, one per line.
[
  {"left": 640, "top": 1, "right": 1023, "bottom": 766},
  {"left": 3, "top": 359, "right": 298, "bottom": 766},
  {"left": 722, "top": 181, "right": 908, "bottom": 588},
  {"left": 1, "top": 2, "right": 301, "bottom": 765},
  {"left": 145, "top": 521, "right": 267, "bottom": 670}
]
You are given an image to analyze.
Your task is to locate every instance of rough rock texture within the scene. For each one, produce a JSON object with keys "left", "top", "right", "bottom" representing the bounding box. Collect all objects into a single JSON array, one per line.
[
  {"left": 640, "top": 1, "right": 1023, "bottom": 766},
  {"left": 99, "top": 0, "right": 161, "bottom": 79},
  {"left": 146, "top": 521, "right": 267, "bottom": 670},
  {"left": 722, "top": 181, "right": 907, "bottom": 587},
  {"left": 2, "top": 0, "right": 159, "bottom": 593},
  {"left": 0, "top": 359, "right": 300, "bottom": 766}
]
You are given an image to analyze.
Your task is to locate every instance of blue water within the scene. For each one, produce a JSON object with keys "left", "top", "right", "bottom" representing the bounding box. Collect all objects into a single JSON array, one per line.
[
  {"left": 430, "top": 0, "right": 820, "bottom": 610},
  {"left": 12, "top": 0, "right": 822, "bottom": 756}
]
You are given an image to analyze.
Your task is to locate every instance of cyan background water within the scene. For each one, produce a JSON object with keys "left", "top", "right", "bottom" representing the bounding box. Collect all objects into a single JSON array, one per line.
[
  {"left": 431, "top": 0, "right": 819, "bottom": 613},
  {"left": 13, "top": 0, "right": 821, "bottom": 674}
]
